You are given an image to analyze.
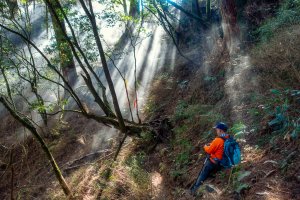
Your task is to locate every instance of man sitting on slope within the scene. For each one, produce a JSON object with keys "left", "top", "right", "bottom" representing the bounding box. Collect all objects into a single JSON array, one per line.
[{"left": 190, "top": 122, "right": 230, "bottom": 195}]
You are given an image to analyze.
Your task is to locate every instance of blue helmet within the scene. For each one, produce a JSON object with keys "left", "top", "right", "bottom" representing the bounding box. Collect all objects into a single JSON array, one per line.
[{"left": 213, "top": 122, "right": 228, "bottom": 132}]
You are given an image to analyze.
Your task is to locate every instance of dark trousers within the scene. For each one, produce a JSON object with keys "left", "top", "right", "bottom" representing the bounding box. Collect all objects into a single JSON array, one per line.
[{"left": 191, "top": 159, "right": 219, "bottom": 193}]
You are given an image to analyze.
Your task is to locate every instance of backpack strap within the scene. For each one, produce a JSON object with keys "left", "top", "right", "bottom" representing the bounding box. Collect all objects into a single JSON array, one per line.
[{"left": 220, "top": 133, "right": 230, "bottom": 140}]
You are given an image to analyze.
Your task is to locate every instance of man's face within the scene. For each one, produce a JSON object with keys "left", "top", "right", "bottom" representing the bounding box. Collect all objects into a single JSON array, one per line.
[{"left": 215, "top": 128, "right": 222, "bottom": 135}]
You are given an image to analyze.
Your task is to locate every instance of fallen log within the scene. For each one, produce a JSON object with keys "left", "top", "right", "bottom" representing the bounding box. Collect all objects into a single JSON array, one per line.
[{"left": 67, "top": 149, "right": 111, "bottom": 168}]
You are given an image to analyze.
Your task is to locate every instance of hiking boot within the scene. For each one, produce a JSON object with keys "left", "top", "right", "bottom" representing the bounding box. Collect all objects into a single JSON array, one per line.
[{"left": 189, "top": 189, "right": 196, "bottom": 196}]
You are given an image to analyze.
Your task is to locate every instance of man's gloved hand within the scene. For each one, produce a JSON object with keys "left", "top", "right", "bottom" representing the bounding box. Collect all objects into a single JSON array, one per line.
[{"left": 198, "top": 153, "right": 203, "bottom": 159}]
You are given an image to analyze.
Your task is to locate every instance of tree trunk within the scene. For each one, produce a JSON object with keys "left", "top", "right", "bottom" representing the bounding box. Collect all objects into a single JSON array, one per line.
[
  {"left": 10, "top": 149, "right": 14, "bottom": 200},
  {"left": 79, "top": 0, "right": 127, "bottom": 133},
  {"left": 122, "top": 0, "right": 128, "bottom": 15},
  {"left": 129, "top": 0, "right": 138, "bottom": 17},
  {"left": 220, "top": 0, "right": 240, "bottom": 53},
  {"left": 0, "top": 68, "right": 16, "bottom": 110},
  {"left": 5, "top": 0, "right": 18, "bottom": 18},
  {"left": 0, "top": 96, "right": 72, "bottom": 196},
  {"left": 48, "top": 0, "right": 75, "bottom": 84},
  {"left": 27, "top": 44, "right": 49, "bottom": 126},
  {"left": 44, "top": 0, "right": 116, "bottom": 117},
  {"left": 206, "top": 0, "right": 211, "bottom": 21},
  {"left": 192, "top": 0, "right": 201, "bottom": 18},
  {"left": 0, "top": 23, "right": 122, "bottom": 128},
  {"left": 166, "top": 0, "right": 208, "bottom": 27}
]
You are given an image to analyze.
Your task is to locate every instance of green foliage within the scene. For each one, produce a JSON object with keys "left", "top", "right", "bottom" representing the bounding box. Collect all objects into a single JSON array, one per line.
[
  {"left": 170, "top": 123, "right": 193, "bottom": 178},
  {"left": 235, "top": 183, "right": 250, "bottom": 193},
  {"left": 172, "top": 101, "right": 214, "bottom": 122},
  {"left": 236, "top": 170, "right": 251, "bottom": 182},
  {"left": 173, "top": 125, "right": 188, "bottom": 136},
  {"left": 266, "top": 89, "right": 295, "bottom": 132},
  {"left": 228, "top": 166, "right": 250, "bottom": 194},
  {"left": 248, "top": 107, "right": 261, "bottom": 118},
  {"left": 230, "top": 122, "right": 247, "bottom": 139},
  {"left": 30, "top": 100, "right": 49, "bottom": 113},
  {"left": 173, "top": 100, "right": 188, "bottom": 121},
  {"left": 125, "top": 152, "right": 150, "bottom": 189},
  {"left": 170, "top": 136, "right": 193, "bottom": 179},
  {"left": 29, "top": 99, "right": 68, "bottom": 113},
  {"left": 204, "top": 76, "right": 216, "bottom": 82},
  {"left": 174, "top": 150, "right": 190, "bottom": 167},
  {"left": 100, "top": 167, "right": 113, "bottom": 180},
  {"left": 257, "top": 132, "right": 276, "bottom": 147},
  {"left": 144, "top": 98, "right": 156, "bottom": 114},
  {"left": 0, "top": 1, "right": 5, "bottom": 9},
  {"left": 291, "top": 124, "right": 300, "bottom": 140},
  {"left": 257, "top": 89, "right": 300, "bottom": 142},
  {"left": 256, "top": 0, "right": 300, "bottom": 42},
  {"left": 144, "top": 73, "right": 172, "bottom": 114},
  {"left": 170, "top": 168, "right": 187, "bottom": 178},
  {"left": 200, "top": 111, "right": 224, "bottom": 125},
  {"left": 140, "top": 131, "right": 154, "bottom": 142},
  {"left": 174, "top": 139, "right": 193, "bottom": 167}
]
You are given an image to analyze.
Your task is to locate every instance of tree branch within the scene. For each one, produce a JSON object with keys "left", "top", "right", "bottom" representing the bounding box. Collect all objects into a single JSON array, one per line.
[
  {"left": 164, "top": 0, "right": 208, "bottom": 27},
  {"left": 0, "top": 23, "right": 85, "bottom": 112}
]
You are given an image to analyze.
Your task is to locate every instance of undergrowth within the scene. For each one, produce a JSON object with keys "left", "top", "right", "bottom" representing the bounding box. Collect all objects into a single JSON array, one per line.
[
  {"left": 125, "top": 152, "right": 150, "bottom": 191},
  {"left": 169, "top": 100, "right": 225, "bottom": 181},
  {"left": 251, "top": 24, "right": 300, "bottom": 90},
  {"left": 256, "top": 0, "right": 300, "bottom": 42},
  {"left": 263, "top": 89, "right": 300, "bottom": 140}
]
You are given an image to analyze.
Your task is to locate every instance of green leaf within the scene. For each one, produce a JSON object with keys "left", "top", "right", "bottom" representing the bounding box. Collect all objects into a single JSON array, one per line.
[
  {"left": 235, "top": 183, "right": 250, "bottom": 193},
  {"left": 291, "top": 90, "right": 300, "bottom": 96},
  {"left": 234, "top": 131, "right": 245, "bottom": 139},
  {"left": 204, "top": 76, "right": 216, "bottom": 81},
  {"left": 237, "top": 171, "right": 251, "bottom": 181},
  {"left": 230, "top": 122, "right": 246, "bottom": 136},
  {"left": 291, "top": 129, "right": 299, "bottom": 140},
  {"left": 270, "top": 89, "right": 281, "bottom": 95}
]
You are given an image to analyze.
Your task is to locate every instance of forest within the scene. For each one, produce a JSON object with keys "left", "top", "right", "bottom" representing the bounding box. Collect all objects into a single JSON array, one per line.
[{"left": 0, "top": 0, "right": 299, "bottom": 199}]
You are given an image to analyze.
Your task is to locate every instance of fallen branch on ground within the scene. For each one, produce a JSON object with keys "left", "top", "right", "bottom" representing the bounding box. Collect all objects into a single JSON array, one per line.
[
  {"left": 66, "top": 149, "right": 112, "bottom": 168},
  {"left": 263, "top": 170, "right": 276, "bottom": 178}
]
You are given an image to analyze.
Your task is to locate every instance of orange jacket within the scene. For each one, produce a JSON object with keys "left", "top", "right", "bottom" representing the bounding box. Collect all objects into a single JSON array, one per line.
[{"left": 204, "top": 136, "right": 228, "bottom": 163}]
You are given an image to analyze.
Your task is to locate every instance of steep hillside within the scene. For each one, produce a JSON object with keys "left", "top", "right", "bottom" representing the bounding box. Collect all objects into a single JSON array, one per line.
[{"left": 106, "top": 1, "right": 300, "bottom": 199}]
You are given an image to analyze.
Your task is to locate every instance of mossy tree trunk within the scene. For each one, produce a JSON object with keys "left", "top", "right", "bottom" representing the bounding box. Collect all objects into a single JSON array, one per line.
[
  {"left": 0, "top": 96, "right": 71, "bottom": 196},
  {"left": 43, "top": 0, "right": 116, "bottom": 117},
  {"left": 220, "top": 0, "right": 240, "bottom": 52},
  {"left": 48, "top": 0, "right": 75, "bottom": 83}
]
